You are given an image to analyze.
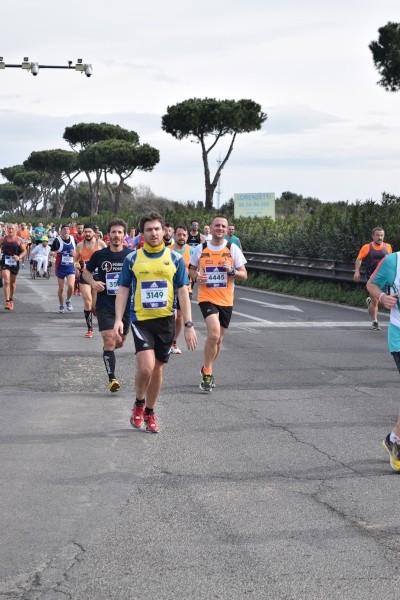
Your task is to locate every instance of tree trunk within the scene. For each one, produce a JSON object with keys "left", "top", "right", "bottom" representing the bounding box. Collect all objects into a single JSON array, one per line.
[{"left": 205, "top": 183, "right": 216, "bottom": 211}]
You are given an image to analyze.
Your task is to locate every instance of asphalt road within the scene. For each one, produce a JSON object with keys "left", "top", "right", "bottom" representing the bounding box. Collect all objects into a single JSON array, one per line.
[{"left": 1, "top": 268, "right": 398, "bottom": 600}]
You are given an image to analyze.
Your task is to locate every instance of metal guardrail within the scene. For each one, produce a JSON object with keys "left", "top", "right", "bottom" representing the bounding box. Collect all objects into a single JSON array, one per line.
[{"left": 243, "top": 252, "right": 362, "bottom": 283}]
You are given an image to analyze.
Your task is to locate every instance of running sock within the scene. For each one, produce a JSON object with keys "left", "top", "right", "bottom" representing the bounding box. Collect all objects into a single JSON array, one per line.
[
  {"left": 103, "top": 350, "right": 116, "bottom": 379},
  {"left": 144, "top": 407, "right": 154, "bottom": 415},
  {"left": 202, "top": 366, "right": 212, "bottom": 375},
  {"left": 84, "top": 310, "right": 93, "bottom": 330},
  {"left": 135, "top": 399, "right": 145, "bottom": 407}
]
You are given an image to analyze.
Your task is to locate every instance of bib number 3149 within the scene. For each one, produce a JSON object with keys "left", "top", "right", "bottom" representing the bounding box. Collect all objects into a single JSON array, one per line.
[{"left": 141, "top": 280, "right": 168, "bottom": 308}]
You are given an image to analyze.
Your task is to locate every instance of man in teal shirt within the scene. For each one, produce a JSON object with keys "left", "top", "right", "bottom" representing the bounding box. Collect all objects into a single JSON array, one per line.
[{"left": 225, "top": 225, "right": 242, "bottom": 249}]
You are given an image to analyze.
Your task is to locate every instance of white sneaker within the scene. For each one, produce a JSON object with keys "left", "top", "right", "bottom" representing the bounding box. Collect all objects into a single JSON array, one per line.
[
  {"left": 170, "top": 342, "right": 182, "bottom": 355},
  {"left": 66, "top": 300, "right": 73, "bottom": 312}
]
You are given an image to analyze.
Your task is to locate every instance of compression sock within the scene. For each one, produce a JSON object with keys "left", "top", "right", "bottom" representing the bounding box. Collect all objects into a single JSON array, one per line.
[
  {"left": 135, "top": 399, "right": 145, "bottom": 407},
  {"left": 103, "top": 350, "right": 116, "bottom": 380},
  {"left": 144, "top": 407, "right": 154, "bottom": 415},
  {"left": 84, "top": 310, "right": 93, "bottom": 330}
]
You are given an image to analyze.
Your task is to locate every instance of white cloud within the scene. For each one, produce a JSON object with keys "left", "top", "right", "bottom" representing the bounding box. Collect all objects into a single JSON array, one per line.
[{"left": 0, "top": 0, "right": 399, "bottom": 205}]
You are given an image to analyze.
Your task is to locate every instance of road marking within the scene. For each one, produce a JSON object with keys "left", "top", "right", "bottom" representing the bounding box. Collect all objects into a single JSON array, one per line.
[
  {"left": 232, "top": 321, "right": 386, "bottom": 328},
  {"left": 238, "top": 297, "right": 303, "bottom": 312},
  {"left": 232, "top": 310, "right": 273, "bottom": 323}
]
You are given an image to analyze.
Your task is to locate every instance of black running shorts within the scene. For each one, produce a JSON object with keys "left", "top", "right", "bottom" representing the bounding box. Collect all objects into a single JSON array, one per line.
[
  {"left": 131, "top": 316, "right": 175, "bottom": 364},
  {"left": 97, "top": 308, "right": 129, "bottom": 334},
  {"left": 198, "top": 302, "right": 233, "bottom": 329}
]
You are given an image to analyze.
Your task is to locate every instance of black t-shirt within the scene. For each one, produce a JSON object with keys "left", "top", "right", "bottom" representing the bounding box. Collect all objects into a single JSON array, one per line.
[{"left": 85, "top": 247, "right": 132, "bottom": 314}]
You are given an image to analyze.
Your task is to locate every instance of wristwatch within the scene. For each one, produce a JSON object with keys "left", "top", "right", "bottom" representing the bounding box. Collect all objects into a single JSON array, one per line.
[
  {"left": 228, "top": 268, "right": 237, "bottom": 277},
  {"left": 184, "top": 321, "right": 194, "bottom": 328}
]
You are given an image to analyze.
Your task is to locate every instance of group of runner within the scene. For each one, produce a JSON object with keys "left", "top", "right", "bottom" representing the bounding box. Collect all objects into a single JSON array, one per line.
[{"left": 0, "top": 214, "right": 247, "bottom": 436}]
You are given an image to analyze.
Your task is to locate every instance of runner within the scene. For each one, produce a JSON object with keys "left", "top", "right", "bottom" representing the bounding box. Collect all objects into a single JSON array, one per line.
[
  {"left": 354, "top": 226, "right": 392, "bottom": 331},
  {"left": 170, "top": 225, "right": 195, "bottom": 354},
  {"left": 0, "top": 223, "right": 27, "bottom": 310},
  {"left": 33, "top": 222, "right": 45, "bottom": 245},
  {"left": 74, "top": 224, "right": 106, "bottom": 337},
  {"left": 46, "top": 224, "right": 58, "bottom": 247},
  {"left": 189, "top": 215, "right": 247, "bottom": 393},
  {"left": 17, "top": 222, "right": 32, "bottom": 267},
  {"left": 73, "top": 223, "right": 85, "bottom": 244},
  {"left": 50, "top": 224, "right": 76, "bottom": 314},
  {"left": 187, "top": 219, "right": 204, "bottom": 247},
  {"left": 114, "top": 211, "right": 197, "bottom": 433},
  {"left": 82, "top": 219, "right": 132, "bottom": 392}
]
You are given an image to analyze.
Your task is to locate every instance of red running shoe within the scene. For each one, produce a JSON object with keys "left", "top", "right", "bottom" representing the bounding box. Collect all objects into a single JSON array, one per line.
[
  {"left": 145, "top": 413, "right": 159, "bottom": 433},
  {"left": 130, "top": 404, "right": 145, "bottom": 429}
]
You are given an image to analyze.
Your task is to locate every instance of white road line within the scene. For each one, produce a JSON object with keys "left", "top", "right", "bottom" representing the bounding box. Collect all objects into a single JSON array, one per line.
[
  {"left": 232, "top": 310, "right": 273, "bottom": 323},
  {"left": 232, "top": 321, "right": 385, "bottom": 328},
  {"left": 238, "top": 297, "right": 303, "bottom": 312}
]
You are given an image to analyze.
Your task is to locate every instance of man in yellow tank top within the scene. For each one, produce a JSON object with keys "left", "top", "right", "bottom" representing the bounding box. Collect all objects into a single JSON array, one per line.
[
  {"left": 189, "top": 216, "right": 247, "bottom": 392},
  {"left": 114, "top": 212, "right": 197, "bottom": 433},
  {"left": 74, "top": 224, "right": 106, "bottom": 337}
]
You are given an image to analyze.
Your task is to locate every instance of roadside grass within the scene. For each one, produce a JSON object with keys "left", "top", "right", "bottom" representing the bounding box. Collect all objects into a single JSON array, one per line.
[{"left": 239, "top": 272, "right": 370, "bottom": 308}]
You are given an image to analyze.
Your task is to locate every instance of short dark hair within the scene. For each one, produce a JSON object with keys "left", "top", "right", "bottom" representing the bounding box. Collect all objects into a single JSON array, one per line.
[
  {"left": 372, "top": 227, "right": 384, "bottom": 235},
  {"left": 139, "top": 212, "right": 164, "bottom": 233},
  {"left": 107, "top": 218, "right": 127, "bottom": 234},
  {"left": 83, "top": 223, "right": 95, "bottom": 231},
  {"left": 175, "top": 224, "right": 188, "bottom": 233}
]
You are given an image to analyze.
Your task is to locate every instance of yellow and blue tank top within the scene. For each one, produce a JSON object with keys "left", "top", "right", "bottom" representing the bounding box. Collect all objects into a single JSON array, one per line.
[{"left": 118, "top": 244, "right": 189, "bottom": 322}]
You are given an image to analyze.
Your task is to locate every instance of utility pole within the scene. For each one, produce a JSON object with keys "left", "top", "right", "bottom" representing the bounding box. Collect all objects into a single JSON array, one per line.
[{"left": 216, "top": 154, "right": 223, "bottom": 209}]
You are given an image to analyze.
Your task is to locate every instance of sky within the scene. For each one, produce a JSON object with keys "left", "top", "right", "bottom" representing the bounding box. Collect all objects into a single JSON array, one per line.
[{"left": 1, "top": 0, "right": 399, "bottom": 208}]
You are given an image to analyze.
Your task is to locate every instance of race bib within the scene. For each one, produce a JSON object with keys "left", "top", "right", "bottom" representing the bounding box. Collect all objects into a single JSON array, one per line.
[
  {"left": 61, "top": 254, "right": 73, "bottom": 265},
  {"left": 141, "top": 280, "right": 168, "bottom": 309},
  {"left": 106, "top": 273, "right": 119, "bottom": 295},
  {"left": 205, "top": 267, "right": 228, "bottom": 288},
  {"left": 5, "top": 255, "right": 17, "bottom": 267}
]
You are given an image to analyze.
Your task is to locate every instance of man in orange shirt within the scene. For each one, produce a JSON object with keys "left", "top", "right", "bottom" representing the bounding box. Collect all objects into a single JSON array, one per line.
[
  {"left": 17, "top": 223, "right": 32, "bottom": 267},
  {"left": 189, "top": 216, "right": 247, "bottom": 392},
  {"left": 354, "top": 227, "right": 392, "bottom": 330}
]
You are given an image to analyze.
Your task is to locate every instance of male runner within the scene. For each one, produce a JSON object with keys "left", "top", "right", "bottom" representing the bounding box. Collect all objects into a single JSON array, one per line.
[
  {"left": 170, "top": 225, "right": 194, "bottom": 354},
  {"left": 50, "top": 224, "right": 76, "bottom": 314},
  {"left": 187, "top": 219, "right": 204, "bottom": 247},
  {"left": 163, "top": 223, "right": 174, "bottom": 247},
  {"left": 225, "top": 224, "right": 242, "bottom": 250},
  {"left": 354, "top": 226, "right": 392, "bottom": 330},
  {"left": 74, "top": 224, "right": 106, "bottom": 337},
  {"left": 83, "top": 219, "right": 132, "bottom": 392},
  {"left": 0, "top": 223, "right": 27, "bottom": 310},
  {"left": 189, "top": 215, "right": 247, "bottom": 393},
  {"left": 114, "top": 211, "right": 197, "bottom": 433},
  {"left": 17, "top": 222, "right": 32, "bottom": 267},
  {"left": 34, "top": 222, "right": 45, "bottom": 245},
  {"left": 73, "top": 223, "right": 85, "bottom": 244}
]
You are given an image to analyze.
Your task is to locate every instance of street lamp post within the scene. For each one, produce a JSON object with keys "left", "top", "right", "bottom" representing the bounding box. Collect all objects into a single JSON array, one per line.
[{"left": 0, "top": 57, "right": 93, "bottom": 77}]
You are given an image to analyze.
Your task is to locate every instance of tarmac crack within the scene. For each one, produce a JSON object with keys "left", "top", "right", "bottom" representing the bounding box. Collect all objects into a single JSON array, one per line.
[{"left": 3, "top": 542, "right": 86, "bottom": 600}]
